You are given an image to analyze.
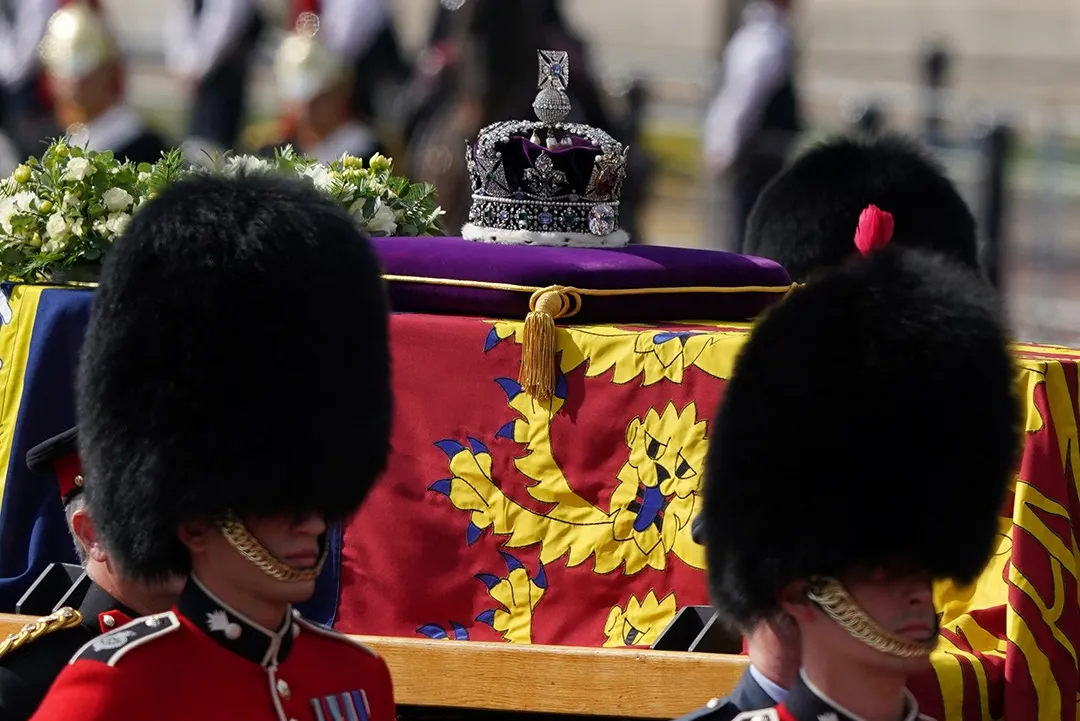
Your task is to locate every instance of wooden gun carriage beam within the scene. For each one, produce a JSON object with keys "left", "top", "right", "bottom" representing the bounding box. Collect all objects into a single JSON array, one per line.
[{"left": 0, "top": 613, "right": 745, "bottom": 718}]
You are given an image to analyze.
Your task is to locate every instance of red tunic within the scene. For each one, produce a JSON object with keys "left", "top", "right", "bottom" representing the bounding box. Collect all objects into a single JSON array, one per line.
[{"left": 30, "top": 578, "right": 395, "bottom": 721}]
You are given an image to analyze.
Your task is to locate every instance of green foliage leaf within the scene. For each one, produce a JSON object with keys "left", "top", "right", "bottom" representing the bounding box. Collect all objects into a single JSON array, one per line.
[{"left": 0, "top": 140, "right": 445, "bottom": 283}]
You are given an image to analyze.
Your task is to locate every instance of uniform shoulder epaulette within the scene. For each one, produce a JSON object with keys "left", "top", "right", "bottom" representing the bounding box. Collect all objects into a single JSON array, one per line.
[
  {"left": 0, "top": 606, "right": 83, "bottom": 659},
  {"left": 675, "top": 697, "right": 739, "bottom": 721},
  {"left": 293, "top": 612, "right": 379, "bottom": 659},
  {"left": 69, "top": 611, "right": 179, "bottom": 667},
  {"left": 731, "top": 709, "right": 780, "bottom": 721}
]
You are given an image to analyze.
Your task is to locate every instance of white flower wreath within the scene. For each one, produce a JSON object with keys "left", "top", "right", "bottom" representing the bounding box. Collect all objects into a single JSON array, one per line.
[{"left": 0, "top": 140, "right": 444, "bottom": 283}]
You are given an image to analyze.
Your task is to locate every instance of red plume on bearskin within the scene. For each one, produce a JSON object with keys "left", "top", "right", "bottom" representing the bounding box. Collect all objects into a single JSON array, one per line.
[{"left": 853, "top": 205, "right": 894, "bottom": 255}]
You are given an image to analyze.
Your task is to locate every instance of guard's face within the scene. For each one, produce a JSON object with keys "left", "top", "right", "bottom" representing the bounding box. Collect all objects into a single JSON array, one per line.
[
  {"left": 841, "top": 568, "right": 937, "bottom": 670},
  {"left": 191, "top": 511, "right": 327, "bottom": 610},
  {"left": 783, "top": 568, "right": 937, "bottom": 675},
  {"left": 243, "top": 512, "right": 326, "bottom": 570},
  {"left": 239, "top": 512, "right": 327, "bottom": 601}
]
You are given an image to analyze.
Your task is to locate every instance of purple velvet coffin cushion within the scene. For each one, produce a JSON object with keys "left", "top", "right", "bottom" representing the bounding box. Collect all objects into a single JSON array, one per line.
[{"left": 372, "top": 236, "right": 792, "bottom": 323}]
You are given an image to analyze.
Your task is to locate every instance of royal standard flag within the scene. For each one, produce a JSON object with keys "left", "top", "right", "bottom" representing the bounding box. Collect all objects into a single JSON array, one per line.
[{"left": 2, "top": 285, "right": 1080, "bottom": 719}]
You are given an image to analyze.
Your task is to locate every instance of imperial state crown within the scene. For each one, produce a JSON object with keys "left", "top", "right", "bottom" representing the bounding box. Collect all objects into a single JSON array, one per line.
[{"left": 463, "top": 50, "right": 630, "bottom": 248}]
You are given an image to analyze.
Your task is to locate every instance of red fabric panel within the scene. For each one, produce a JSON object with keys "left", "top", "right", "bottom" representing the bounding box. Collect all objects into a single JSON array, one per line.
[{"left": 336, "top": 313, "right": 717, "bottom": 646}]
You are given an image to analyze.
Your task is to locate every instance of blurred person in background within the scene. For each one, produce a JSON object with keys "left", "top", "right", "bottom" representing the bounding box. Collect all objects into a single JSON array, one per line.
[
  {"left": 38, "top": 0, "right": 169, "bottom": 164},
  {"left": 703, "top": 0, "right": 803, "bottom": 251},
  {"left": 288, "top": 0, "right": 409, "bottom": 130},
  {"left": 0, "top": 0, "right": 59, "bottom": 160},
  {"left": 257, "top": 15, "right": 383, "bottom": 163},
  {"left": 163, "top": 0, "right": 264, "bottom": 158}
]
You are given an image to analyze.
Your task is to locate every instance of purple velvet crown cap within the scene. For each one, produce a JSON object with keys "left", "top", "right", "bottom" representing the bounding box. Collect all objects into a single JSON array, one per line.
[
  {"left": 463, "top": 50, "right": 630, "bottom": 249},
  {"left": 372, "top": 236, "right": 793, "bottom": 324}
]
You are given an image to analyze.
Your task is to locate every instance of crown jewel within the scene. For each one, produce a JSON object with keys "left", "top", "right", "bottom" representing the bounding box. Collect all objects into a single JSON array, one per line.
[{"left": 463, "top": 50, "right": 630, "bottom": 248}]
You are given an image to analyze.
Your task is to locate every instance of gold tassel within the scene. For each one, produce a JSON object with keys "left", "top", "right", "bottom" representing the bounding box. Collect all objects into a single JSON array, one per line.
[{"left": 520, "top": 286, "right": 580, "bottom": 401}]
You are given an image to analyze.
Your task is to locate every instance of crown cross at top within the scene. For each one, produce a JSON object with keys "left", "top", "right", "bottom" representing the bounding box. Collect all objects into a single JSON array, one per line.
[
  {"left": 538, "top": 50, "right": 569, "bottom": 92},
  {"left": 533, "top": 50, "right": 571, "bottom": 126}
]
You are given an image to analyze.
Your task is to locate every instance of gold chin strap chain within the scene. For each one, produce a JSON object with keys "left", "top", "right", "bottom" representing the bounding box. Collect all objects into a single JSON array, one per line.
[
  {"left": 805, "top": 576, "right": 936, "bottom": 659},
  {"left": 218, "top": 511, "right": 327, "bottom": 583},
  {"left": 0, "top": 607, "right": 83, "bottom": 659}
]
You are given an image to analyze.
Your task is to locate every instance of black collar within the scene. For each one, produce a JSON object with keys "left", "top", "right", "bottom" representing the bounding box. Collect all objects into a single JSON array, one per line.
[
  {"left": 78, "top": 582, "right": 138, "bottom": 631},
  {"left": 178, "top": 576, "right": 296, "bottom": 667},
  {"left": 783, "top": 672, "right": 922, "bottom": 721}
]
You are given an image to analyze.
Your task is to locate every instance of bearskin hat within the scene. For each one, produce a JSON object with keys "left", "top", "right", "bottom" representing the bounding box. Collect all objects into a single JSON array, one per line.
[
  {"left": 743, "top": 133, "right": 978, "bottom": 282},
  {"left": 77, "top": 173, "right": 391, "bottom": 581},
  {"left": 703, "top": 246, "right": 1020, "bottom": 631}
]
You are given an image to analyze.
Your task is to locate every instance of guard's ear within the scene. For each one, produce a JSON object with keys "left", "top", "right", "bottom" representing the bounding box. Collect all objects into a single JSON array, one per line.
[
  {"left": 176, "top": 518, "right": 216, "bottom": 553},
  {"left": 778, "top": 580, "right": 815, "bottom": 623},
  {"left": 69, "top": 505, "right": 103, "bottom": 562}
]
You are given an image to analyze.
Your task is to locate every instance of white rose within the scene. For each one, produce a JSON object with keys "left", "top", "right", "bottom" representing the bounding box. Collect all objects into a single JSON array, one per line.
[
  {"left": 363, "top": 201, "right": 398, "bottom": 236},
  {"left": 71, "top": 218, "right": 85, "bottom": 237},
  {"left": 0, "top": 192, "right": 37, "bottom": 236},
  {"left": 105, "top": 212, "right": 131, "bottom": 236},
  {"left": 46, "top": 212, "right": 69, "bottom": 240},
  {"left": 42, "top": 236, "right": 68, "bottom": 253},
  {"left": 303, "top": 165, "right": 334, "bottom": 191},
  {"left": 64, "top": 157, "right": 94, "bottom": 181},
  {"left": 0, "top": 197, "right": 18, "bottom": 235},
  {"left": 102, "top": 187, "right": 133, "bottom": 211},
  {"left": 224, "top": 155, "right": 272, "bottom": 177},
  {"left": 62, "top": 192, "right": 81, "bottom": 209},
  {"left": 14, "top": 192, "right": 34, "bottom": 212}
]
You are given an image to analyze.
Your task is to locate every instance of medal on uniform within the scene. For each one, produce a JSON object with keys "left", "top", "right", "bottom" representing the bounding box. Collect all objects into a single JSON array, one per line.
[{"left": 310, "top": 689, "right": 370, "bottom": 721}]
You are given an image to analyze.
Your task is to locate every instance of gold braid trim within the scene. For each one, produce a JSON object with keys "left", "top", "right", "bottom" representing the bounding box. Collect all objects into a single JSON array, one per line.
[
  {"left": 0, "top": 607, "right": 82, "bottom": 659},
  {"left": 35, "top": 276, "right": 800, "bottom": 296},
  {"left": 34, "top": 275, "right": 796, "bottom": 400},
  {"left": 381, "top": 278, "right": 796, "bottom": 401},
  {"left": 380, "top": 276, "right": 797, "bottom": 297},
  {"left": 805, "top": 576, "right": 936, "bottom": 659},
  {"left": 219, "top": 511, "right": 327, "bottom": 583}
]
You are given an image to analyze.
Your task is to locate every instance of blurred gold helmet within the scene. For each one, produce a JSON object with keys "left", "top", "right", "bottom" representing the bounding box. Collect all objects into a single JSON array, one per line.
[
  {"left": 274, "top": 13, "right": 351, "bottom": 104},
  {"left": 39, "top": 1, "right": 117, "bottom": 81}
]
